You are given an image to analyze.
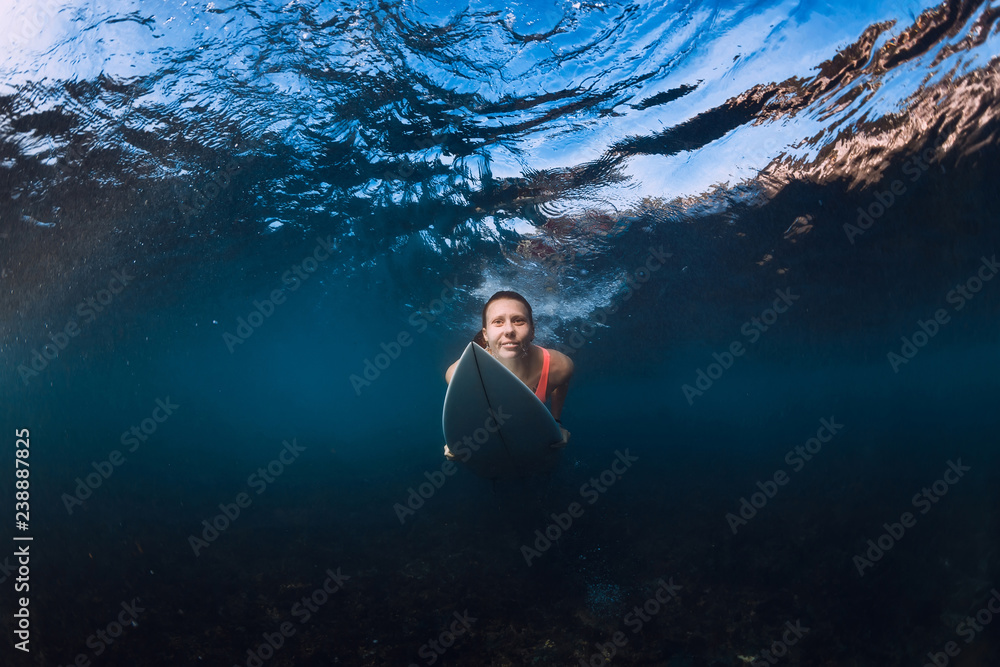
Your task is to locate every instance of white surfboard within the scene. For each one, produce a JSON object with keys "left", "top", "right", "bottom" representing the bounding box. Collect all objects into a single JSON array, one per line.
[{"left": 442, "top": 342, "right": 563, "bottom": 478}]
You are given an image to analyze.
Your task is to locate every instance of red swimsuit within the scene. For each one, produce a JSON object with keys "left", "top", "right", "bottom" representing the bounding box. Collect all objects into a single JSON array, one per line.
[{"left": 534, "top": 347, "right": 550, "bottom": 402}]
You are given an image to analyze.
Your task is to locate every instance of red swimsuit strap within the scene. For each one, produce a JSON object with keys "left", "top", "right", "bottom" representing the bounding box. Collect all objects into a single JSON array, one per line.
[{"left": 534, "top": 347, "right": 550, "bottom": 402}]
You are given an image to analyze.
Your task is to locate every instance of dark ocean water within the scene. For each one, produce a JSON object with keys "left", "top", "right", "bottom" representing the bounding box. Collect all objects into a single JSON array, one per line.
[{"left": 2, "top": 0, "right": 999, "bottom": 665}]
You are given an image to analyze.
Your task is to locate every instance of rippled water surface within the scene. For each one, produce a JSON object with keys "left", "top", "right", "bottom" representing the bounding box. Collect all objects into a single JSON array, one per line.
[{"left": 2, "top": 0, "right": 999, "bottom": 665}]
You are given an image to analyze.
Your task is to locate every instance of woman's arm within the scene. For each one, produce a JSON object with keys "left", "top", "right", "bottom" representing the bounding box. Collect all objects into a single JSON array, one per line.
[
  {"left": 445, "top": 359, "right": 459, "bottom": 384},
  {"left": 547, "top": 351, "right": 574, "bottom": 421},
  {"left": 550, "top": 382, "right": 570, "bottom": 422}
]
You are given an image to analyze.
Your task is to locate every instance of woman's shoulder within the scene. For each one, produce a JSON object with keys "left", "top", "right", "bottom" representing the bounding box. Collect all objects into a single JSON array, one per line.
[{"left": 541, "top": 346, "right": 574, "bottom": 383}]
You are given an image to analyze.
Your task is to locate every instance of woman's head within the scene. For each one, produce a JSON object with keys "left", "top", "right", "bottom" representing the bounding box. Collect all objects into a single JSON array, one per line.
[{"left": 473, "top": 291, "right": 535, "bottom": 357}]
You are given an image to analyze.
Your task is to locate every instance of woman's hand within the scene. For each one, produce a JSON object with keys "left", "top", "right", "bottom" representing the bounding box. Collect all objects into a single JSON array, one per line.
[{"left": 444, "top": 444, "right": 456, "bottom": 460}]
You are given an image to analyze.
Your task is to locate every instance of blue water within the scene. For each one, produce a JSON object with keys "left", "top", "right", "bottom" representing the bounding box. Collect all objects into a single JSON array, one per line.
[{"left": 2, "top": 0, "right": 999, "bottom": 664}]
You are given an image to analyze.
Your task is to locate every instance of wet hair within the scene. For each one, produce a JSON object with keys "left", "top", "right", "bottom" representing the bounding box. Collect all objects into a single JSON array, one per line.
[{"left": 473, "top": 291, "right": 534, "bottom": 348}]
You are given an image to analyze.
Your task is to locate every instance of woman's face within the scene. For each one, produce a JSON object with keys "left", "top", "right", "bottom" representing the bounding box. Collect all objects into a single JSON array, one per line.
[{"left": 483, "top": 298, "right": 533, "bottom": 359}]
